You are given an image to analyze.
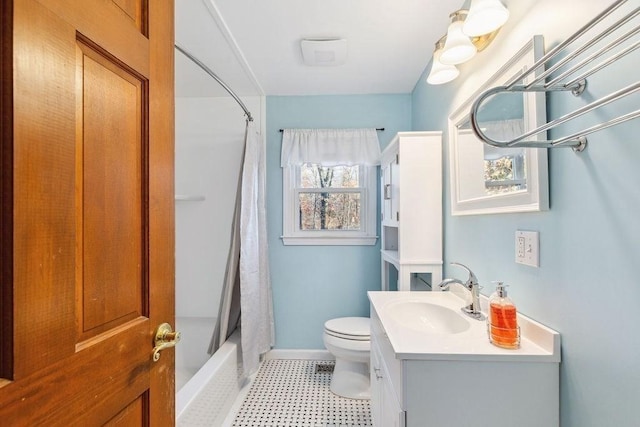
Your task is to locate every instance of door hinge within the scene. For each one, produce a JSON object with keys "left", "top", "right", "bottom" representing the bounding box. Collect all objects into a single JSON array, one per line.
[
  {"left": 396, "top": 212, "right": 399, "bottom": 221},
  {"left": 396, "top": 153, "right": 399, "bottom": 164}
]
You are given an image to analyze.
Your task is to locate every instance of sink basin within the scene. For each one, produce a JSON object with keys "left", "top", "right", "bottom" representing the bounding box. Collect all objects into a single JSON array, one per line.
[{"left": 385, "top": 301, "right": 471, "bottom": 334}]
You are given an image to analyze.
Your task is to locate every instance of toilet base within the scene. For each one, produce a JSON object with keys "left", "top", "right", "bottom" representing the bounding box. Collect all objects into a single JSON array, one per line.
[{"left": 330, "top": 359, "right": 370, "bottom": 400}]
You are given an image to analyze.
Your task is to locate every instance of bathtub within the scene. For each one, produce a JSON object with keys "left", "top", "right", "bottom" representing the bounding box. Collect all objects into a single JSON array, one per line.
[
  {"left": 175, "top": 316, "right": 218, "bottom": 390},
  {"left": 176, "top": 318, "right": 244, "bottom": 426}
]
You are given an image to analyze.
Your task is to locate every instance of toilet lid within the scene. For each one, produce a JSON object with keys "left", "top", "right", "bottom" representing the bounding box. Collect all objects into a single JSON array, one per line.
[{"left": 324, "top": 317, "right": 370, "bottom": 339}]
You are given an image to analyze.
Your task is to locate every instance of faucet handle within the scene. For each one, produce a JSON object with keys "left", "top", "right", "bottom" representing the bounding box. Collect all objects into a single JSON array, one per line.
[{"left": 449, "top": 262, "right": 479, "bottom": 287}]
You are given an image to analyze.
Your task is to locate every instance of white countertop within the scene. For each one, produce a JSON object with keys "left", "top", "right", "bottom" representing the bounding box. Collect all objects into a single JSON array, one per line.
[{"left": 368, "top": 291, "right": 561, "bottom": 362}]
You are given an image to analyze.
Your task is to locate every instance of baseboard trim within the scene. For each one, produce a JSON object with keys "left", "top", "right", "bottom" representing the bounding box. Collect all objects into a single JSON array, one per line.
[{"left": 265, "top": 349, "right": 334, "bottom": 361}]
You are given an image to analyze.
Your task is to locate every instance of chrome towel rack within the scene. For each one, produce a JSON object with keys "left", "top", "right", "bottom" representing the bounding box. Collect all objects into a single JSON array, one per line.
[{"left": 470, "top": 0, "right": 640, "bottom": 152}]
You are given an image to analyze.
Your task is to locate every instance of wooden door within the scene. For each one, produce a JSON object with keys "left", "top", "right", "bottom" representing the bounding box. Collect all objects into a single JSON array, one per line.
[{"left": 0, "top": 0, "right": 175, "bottom": 425}]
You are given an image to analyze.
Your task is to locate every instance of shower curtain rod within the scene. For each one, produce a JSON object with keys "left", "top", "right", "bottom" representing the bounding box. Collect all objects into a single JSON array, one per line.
[
  {"left": 279, "top": 128, "right": 385, "bottom": 132},
  {"left": 175, "top": 44, "right": 254, "bottom": 122}
]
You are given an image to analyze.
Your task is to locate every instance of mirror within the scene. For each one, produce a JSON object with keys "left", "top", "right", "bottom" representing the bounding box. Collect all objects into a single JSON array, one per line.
[{"left": 448, "top": 35, "right": 549, "bottom": 215}]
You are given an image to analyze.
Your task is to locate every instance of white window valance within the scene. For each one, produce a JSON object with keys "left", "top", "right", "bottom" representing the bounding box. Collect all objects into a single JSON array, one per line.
[{"left": 281, "top": 128, "right": 381, "bottom": 167}]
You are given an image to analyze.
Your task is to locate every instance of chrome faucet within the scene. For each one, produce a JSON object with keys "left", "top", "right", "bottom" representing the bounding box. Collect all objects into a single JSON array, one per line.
[{"left": 438, "top": 262, "right": 485, "bottom": 320}]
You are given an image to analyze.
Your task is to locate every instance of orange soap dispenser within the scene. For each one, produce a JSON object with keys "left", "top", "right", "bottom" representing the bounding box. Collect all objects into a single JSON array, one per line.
[{"left": 488, "top": 282, "right": 520, "bottom": 349}]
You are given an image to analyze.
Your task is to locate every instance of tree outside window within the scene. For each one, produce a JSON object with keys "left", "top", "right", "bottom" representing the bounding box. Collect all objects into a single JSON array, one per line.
[{"left": 298, "top": 164, "right": 361, "bottom": 231}]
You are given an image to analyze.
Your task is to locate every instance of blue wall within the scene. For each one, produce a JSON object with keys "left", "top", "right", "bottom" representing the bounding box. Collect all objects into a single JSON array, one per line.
[
  {"left": 264, "top": 3, "right": 639, "bottom": 425},
  {"left": 266, "top": 95, "right": 411, "bottom": 349},
  {"left": 411, "top": 2, "right": 640, "bottom": 426}
]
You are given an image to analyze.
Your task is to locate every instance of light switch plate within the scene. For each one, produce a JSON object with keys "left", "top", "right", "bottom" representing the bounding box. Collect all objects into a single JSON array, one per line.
[{"left": 515, "top": 230, "right": 539, "bottom": 267}]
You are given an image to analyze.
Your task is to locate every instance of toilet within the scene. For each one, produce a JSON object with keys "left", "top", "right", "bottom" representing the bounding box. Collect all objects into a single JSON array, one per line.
[{"left": 323, "top": 317, "right": 371, "bottom": 399}]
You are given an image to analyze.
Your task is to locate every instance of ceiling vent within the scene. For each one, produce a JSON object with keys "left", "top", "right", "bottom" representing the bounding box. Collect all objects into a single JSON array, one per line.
[{"left": 300, "top": 39, "right": 347, "bottom": 66}]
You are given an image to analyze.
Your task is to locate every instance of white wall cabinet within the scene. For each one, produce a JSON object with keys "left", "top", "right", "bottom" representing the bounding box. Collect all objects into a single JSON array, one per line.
[{"left": 380, "top": 131, "right": 442, "bottom": 291}]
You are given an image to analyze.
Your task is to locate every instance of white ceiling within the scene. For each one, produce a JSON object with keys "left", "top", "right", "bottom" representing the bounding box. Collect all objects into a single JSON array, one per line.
[{"left": 175, "top": 0, "right": 466, "bottom": 97}]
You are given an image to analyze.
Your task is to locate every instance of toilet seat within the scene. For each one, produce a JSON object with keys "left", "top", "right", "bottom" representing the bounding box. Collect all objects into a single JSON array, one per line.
[{"left": 324, "top": 317, "right": 370, "bottom": 341}]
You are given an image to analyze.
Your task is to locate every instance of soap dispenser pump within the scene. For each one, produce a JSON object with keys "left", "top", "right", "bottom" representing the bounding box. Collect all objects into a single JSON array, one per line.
[{"left": 488, "top": 282, "right": 520, "bottom": 349}]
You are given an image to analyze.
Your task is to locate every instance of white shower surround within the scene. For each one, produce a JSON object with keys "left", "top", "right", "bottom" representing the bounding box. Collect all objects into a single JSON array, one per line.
[
  {"left": 175, "top": 95, "right": 265, "bottom": 414},
  {"left": 175, "top": 96, "right": 264, "bottom": 320}
]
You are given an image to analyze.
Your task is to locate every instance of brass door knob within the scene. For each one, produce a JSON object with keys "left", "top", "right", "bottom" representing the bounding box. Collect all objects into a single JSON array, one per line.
[{"left": 152, "top": 323, "right": 181, "bottom": 362}]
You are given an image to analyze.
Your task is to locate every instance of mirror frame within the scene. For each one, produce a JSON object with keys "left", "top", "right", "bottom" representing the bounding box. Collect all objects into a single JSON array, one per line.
[{"left": 448, "top": 35, "right": 549, "bottom": 216}]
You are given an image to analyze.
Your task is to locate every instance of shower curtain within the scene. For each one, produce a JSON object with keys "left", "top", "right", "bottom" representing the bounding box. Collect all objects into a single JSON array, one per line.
[
  {"left": 210, "top": 120, "right": 274, "bottom": 377},
  {"left": 239, "top": 120, "right": 274, "bottom": 375}
]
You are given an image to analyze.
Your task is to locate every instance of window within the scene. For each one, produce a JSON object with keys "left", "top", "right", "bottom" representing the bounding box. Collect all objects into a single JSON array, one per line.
[
  {"left": 281, "top": 129, "right": 380, "bottom": 245},
  {"left": 484, "top": 150, "right": 527, "bottom": 195}
]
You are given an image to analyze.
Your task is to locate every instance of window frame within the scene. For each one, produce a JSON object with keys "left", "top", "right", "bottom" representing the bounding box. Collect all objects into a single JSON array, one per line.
[{"left": 282, "top": 163, "right": 378, "bottom": 246}]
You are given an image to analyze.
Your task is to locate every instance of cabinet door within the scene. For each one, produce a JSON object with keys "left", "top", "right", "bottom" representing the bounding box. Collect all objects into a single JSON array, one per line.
[
  {"left": 381, "top": 156, "right": 399, "bottom": 226},
  {"left": 381, "top": 162, "right": 392, "bottom": 224},
  {"left": 381, "top": 369, "right": 405, "bottom": 427},
  {"left": 370, "top": 342, "right": 383, "bottom": 426},
  {"left": 390, "top": 154, "right": 400, "bottom": 224},
  {"left": 372, "top": 340, "right": 405, "bottom": 427}
]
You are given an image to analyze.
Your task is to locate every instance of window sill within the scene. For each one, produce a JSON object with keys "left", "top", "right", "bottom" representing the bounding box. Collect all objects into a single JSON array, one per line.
[{"left": 281, "top": 235, "right": 378, "bottom": 246}]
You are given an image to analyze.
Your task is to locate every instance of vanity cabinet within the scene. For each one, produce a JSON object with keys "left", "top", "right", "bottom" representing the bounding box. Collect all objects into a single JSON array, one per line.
[
  {"left": 369, "top": 293, "right": 560, "bottom": 427},
  {"left": 380, "top": 131, "right": 442, "bottom": 291}
]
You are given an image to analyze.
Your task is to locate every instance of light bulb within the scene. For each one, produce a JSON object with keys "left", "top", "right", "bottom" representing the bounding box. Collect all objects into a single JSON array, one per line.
[
  {"left": 440, "top": 11, "right": 477, "bottom": 65},
  {"left": 427, "top": 46, "right": 460, "bottom": 85},
  {"left": 463, "top": 0, "right": 509, "bottom": 37}
]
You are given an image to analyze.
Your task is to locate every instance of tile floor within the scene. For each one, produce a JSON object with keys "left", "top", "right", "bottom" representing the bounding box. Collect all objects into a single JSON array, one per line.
[{"left": 231, "top": 359, "right": 372, "bottom": 427}]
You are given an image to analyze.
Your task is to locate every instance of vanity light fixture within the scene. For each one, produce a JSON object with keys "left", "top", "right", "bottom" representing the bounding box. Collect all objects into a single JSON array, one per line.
[
  {"left": 426, "top": 1, "right": 509, "bottom": 85},
  {"left": 439, "top": 10, "right": 477, "bottom": 65},
  {"left": 426, "top": 36, "right": 460, "bottom": 85},
  {"left": 463, "top": 0, "right": 510, "bottom": 37}
]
